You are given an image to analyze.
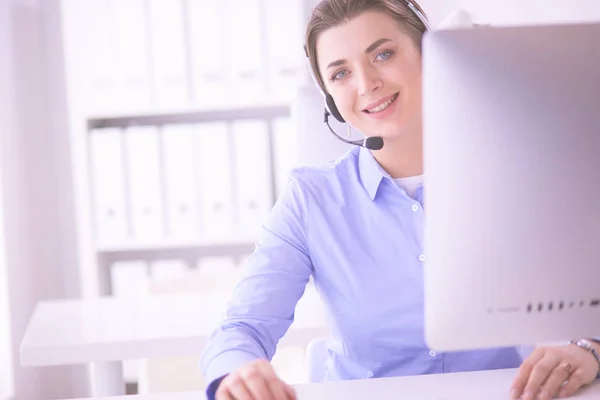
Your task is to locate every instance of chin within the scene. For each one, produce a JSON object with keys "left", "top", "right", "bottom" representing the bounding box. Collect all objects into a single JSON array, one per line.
[
  {"left": 360, "top": 119, "right": 407, "bottom": 141},
  {"left": 378, "top": 130, "right": 406, "bottom": 143}
]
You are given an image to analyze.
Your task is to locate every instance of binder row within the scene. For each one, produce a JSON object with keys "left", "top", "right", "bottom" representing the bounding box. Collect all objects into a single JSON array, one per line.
[
  {"left": 88, "top": 118, "right": 296, "bottom": 245},
  {"left": 80, "top": 0, "right": 306, "bottom": 114}
]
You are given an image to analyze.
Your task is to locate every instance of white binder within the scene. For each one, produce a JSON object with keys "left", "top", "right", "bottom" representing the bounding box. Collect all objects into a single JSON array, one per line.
[
  {"left": 89, "top": 127, "right": 129, "bottom": 243},
  {"left": 263, "top": 0, "right": 304, "bottom": 101},
  {"left": 231, "top": 120, "right": 273, "bottom": 236},
  {"left": 225, "top": 0, "right": 265, "bottom": 102},
  {"left": 110, "top": 0, "right": 152, "bottom": 111},
  {"left": 124, "top": 126, "right": 164, "bottom": 240},
  {"left": 188, "top": 0, "right": 229, "bottom": 106},
  {"left": 85, "top": 0, "right": 119, "bottom": 114},
  {"left": 150, "top": 259, "right": 189, "bottom": 281},
  {"left": 271, "top": 117, "right": 297, "bottom": 199},
  {"left": 197, "top": 256, "right": 238, "bottom": 275},
  {"left": 196, "top": 122, "right": 234, "bottom": 238},
  {"left": 148, "top": 0, "right": 189, "bottom": 107},
  {"left": 161, "top": 124, "right": 199, "bottom": 238},
  {"left": 110, "top": 261, "right": 149, "bottom": 298}
]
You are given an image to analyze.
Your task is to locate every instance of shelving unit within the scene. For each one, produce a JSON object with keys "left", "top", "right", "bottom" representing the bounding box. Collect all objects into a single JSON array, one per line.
[
  {"left": 85, "top": 102, "right": 292, "bottom": 296},
  {"left": 59, "top": 0, "right": 305, "bottom": 300}
]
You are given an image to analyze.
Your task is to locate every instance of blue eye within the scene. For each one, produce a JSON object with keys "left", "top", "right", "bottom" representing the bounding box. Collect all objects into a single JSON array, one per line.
[
  {"left": 332, "top": 69, "right": 348, "bottom": 81},
  {"left": 375, "top": 50, "right": 394, "bottom": 61}
]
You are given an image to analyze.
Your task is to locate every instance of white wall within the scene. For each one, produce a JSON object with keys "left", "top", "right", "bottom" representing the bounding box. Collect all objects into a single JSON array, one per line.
[
  {"left": 0, "top": 0, "right": 87, "bottom": 398},
  {"left": 0, "top": 196, "right": 13, "bottom": 400},
  {"left": 0, "top": 5, "right": 15, "bottom": 398},
  {"left": 0, "top": 2, "right": 18, "bottom": 399}
]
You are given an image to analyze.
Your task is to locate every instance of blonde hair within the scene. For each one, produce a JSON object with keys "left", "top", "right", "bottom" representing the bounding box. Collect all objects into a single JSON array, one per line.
[{"left": 304, "top": 0, "right": 429, "bottom": 93}]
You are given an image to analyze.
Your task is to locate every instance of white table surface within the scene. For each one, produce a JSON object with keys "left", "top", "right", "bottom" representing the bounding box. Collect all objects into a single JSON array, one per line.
[
  {"left": 66, "top": 368, "right": 600, "bottom": 400},
  {"left": 20, "top": 289, "right": 328, "bottom": 367}
]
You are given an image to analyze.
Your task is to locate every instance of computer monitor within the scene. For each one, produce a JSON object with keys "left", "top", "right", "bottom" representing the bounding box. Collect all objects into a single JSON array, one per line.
[{"left": 422, "top": 20, "right": 600, "bottom": 352}]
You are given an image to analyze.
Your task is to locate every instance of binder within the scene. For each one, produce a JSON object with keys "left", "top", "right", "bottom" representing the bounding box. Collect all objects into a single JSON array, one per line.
[
  {"left": 150, "top": 259, "right": 189, "bottom": 281},
  {"left": 231, "top": 120, "right": 273, "bottom": 236},
  {"left": 85, "top": 0, "right": 118, "bottom": 113},
  {"left": 89, "top": 127, "right": 129, "bottom": 243},
  {"left": 110, "top": 261, "right": 149, "bottom": 298},
  {"left": 271, "top": 117, "right": 297, "bottom": 199},
  {"left": 161, "top": 124, "right": 200, "bottom": 238},
  {"left": 196, "top": 122, "right": 234, "bottom": 238},
  {"left": 263, "top": 0, "right": 304, "bottom": 101},
  {"left": 197, "top": 256, "right": 238, "bottom": 275},
  {"left": 224, "top": 0, "right": 265, "bottom": 102},
  {"left": 148, "top": 0, "right": 189, "bottom": 107},
  {"left": 110, "top": 0, "right": 152, "bottom": 110},
  {"left": 123, "top": 126, "right": 165, "bottom": 240},
  {"left": 188, "top": 0, "right": 229, "bottom": 106}
]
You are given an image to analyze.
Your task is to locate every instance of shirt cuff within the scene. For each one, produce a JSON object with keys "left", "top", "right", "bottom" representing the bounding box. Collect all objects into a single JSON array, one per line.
[
  {"left": 206, "top": 375, "right": 227, "bottom": 400},
  {"left": 204, "top": 350, "right": 261, "bottom": 394}
]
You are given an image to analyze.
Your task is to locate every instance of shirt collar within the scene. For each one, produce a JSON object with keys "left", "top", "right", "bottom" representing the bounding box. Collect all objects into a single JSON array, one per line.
[{"left": 357, "top": 146, "right": 390, "bottom": 201}]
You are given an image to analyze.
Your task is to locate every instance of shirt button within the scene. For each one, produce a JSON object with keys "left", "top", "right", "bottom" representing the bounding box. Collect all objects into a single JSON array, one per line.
[
  {"left": 429, "top": 351, "right": 437, "bottom": 357},
  {"left": 412, "top": 204, "right": 418, "bottom": 211},
  {"left": 419, "top": 254, "right": 426, "bottom": 262}
]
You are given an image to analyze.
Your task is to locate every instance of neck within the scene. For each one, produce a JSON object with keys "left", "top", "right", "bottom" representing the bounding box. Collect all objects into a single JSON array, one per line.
[{"left": 371, "top": 126, "right": 423, "bottom": 179}]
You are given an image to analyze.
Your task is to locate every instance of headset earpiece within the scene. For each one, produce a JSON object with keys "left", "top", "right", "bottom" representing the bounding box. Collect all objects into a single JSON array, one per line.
[
  {"left": 326, "top": 94, "right": 345, "bottom": 123},
  {"left": 304, "top": 45, "right": 346, "bottom": 123}
]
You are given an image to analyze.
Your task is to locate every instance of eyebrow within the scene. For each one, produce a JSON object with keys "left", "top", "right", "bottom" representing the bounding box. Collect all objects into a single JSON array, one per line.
[
  {"left": 365, "top": 38, "right": 393, "bottom": 54},
  {"left": 326, "top": 38, "right": 393, "bottom": 70}
]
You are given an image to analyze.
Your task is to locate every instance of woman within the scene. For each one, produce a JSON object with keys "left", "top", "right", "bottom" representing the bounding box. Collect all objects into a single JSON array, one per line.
[{"left": 200, "top": 1, "right": 600, "bottom": 399}]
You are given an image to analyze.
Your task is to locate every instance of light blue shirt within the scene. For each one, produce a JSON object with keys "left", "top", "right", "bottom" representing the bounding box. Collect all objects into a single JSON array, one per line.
[{"left": 200, "top": 146, "right": 522, "bottom": 395}]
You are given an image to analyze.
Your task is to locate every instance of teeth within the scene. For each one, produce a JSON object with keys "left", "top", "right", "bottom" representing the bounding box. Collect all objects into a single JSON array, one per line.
[{"left": 367, "top": 94, "right": 397, "bottom": 113}]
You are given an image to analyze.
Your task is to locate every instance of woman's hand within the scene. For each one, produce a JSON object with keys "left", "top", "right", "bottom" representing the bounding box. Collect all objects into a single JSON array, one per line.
[
  {"left": 216, "top": 359, "right": 297, "bottom": 400},
  {"left": 510, "top": 344, "right": 599, "bottom": 399}
]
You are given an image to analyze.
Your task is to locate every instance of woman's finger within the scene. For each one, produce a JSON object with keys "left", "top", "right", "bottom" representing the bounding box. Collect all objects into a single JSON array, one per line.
[
  {"left": 510, "top": 348, "right": 545, "bottom": 399},
  {"left": 283, "top": 382, "right": 297, "bottom": 400},
  {"left": 558, "top": 368, "right": 587, "bottom": 398},
  {"left": 255, "top": 360, "right": 289, "bottom": 400},
  {"left": 521, "top": 354, "right": 560, "bottom": 400},
  {"left": 240, "top": 365, "right": 276, "bottom": 400},
  {"left": 216, "top": 377, "right": 239, "bottom": 400},
  {"left": 537, "top": 362, "right": 573, "bottom": 400},
  {"left": 225, "top": 373, "right": 255, "bottom": 400}
]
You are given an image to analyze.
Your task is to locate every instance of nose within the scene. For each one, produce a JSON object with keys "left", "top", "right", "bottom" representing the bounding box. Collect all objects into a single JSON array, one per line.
[{"left": 356, "top": 65, "right": 382, "bottom": 96}]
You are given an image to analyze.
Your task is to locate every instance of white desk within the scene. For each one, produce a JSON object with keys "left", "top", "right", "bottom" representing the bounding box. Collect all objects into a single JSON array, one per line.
[
  {"left": 66, "top": 368, "right": 600, "bottom": 400},
  {"left": 20, "top": 290, "right": 328, "bottom": 397}
]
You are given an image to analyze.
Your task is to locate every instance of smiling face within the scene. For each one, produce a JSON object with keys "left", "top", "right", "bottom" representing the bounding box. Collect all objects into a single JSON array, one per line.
[{"left": 316, "top": 9, "right": 423, "bottom": 143}]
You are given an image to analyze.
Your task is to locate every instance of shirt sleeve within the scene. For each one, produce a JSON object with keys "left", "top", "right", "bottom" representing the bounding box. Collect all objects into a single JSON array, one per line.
[{"left": 200, "top": 173, "right": 314, "bottom": 393}]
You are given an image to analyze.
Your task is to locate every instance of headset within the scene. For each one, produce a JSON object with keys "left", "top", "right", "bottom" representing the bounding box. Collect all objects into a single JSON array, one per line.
[{"left": 303, "top": 0, "right": 431, "bottom": 150}]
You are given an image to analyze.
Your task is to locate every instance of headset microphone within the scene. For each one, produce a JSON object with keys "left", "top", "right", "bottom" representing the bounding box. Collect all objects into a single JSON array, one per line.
[{"left": 323, "top": 107, "right": 384, "bottom": 150}]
